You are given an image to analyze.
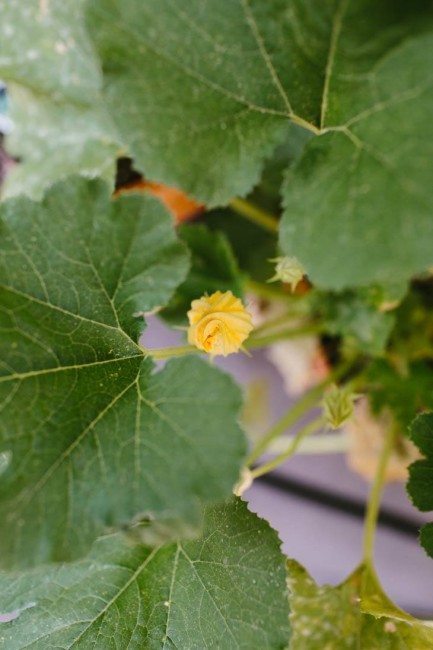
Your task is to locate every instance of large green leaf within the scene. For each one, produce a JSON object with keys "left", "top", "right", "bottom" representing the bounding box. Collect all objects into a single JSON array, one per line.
[
  {"left": 86, "top": 0, "right": 295, "bottom": 207},
  {"left": 287, "top": 560, "right": 433, "bottom": 649},
  {"left": 3, "top": 85, "right": 118, "bottom": 200},
  {"left": 0, "top": 177, "right": 246, "bottom": 567},
  {"left": 280, "top": 1, "right": 433, "bottom": 288},
  {"left": 407, "top": 413, "right": 433, "bottom": 558},
  {"left": 86, "top": 0, "right": 433, "bottom": 288},
  {"left": 0, "top": 1, "right": 120, "bottom": 198},
  {"left": 0, "top": 499, "right": 290, "bottom": 649}
]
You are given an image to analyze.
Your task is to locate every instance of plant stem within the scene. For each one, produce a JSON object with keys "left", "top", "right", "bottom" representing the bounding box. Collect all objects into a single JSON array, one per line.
[
  {"left": 250, "top": 416, "right": 325, "bottom": 479},
  {"left": 229, "top": 197, "right": 279, "bottom": 233},
  {"left": 268, "top": 431, "right": 349, "bottom": 455},
  {"left": 247, "top": 324, "right": 322, "bottom": 348},
  {"left": 246, "top": 279, "right": 291, "bottom": 301},
  {"left": 144, "top": 323, "right": 322, "bottom": 360},
  {"left": 362, "top": 426, "right": 395, "bottom": 564},
  {"left": 252, "top": 310, "right": 307, "bottom": 336},
  {"left": 144, "top": 344, "right": 196, "bottom": 360},
  {"left": 247, "top": 380, "right": 328, "bottom": 464}
]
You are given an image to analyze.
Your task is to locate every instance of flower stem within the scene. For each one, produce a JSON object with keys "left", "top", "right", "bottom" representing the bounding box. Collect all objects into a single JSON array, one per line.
[
  {"left": 246, "top": 279, "right": 291, "bottom": 301},
  {"left": 229, "top": 197, "right": 279, "bottom": 233},
  {"left": 250, "top": 416, "right": 325, "bottom": 479},
  {"left": 144, "top": 323, "right": 323, "bottom": 360},
  {"left": 362, "top": 425, "right": 395, "bottom": 564},
  {"left": 144, "top": 344, "right": 196, "bottom": 360}
]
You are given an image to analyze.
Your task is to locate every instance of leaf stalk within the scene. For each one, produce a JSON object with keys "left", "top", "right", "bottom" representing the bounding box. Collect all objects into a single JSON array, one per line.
[
  {"left": 229, "top": 197, "right": 279, "bottom": 233},
  {"left": 362, "top": 425, "right": 396, "bottom": 564},
  {"left": 250, "top": 416, "right": 325, "bottom": 479}
]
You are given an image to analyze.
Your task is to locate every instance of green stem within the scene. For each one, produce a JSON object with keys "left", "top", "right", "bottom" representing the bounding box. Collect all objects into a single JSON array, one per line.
[
  {"left": 247, "top": 380, "right": 328, "bottom": 464},
  {"left": 250, "top": 416, "right": 325, "bottom": 479},
  {"left": 145, "top": 323, "right": 322, "bottom": 360},
  {"left": 247, "top": 324, "right": 322, "bottom": 348},
  {"left": 252, "top": 311, "right": 307, "bottom": 336},
  {"left": 268, "top": 431, "right": 349, "bottom": 455},
  {"left": 144, "top": 344, "right": 196, "bottom": 360},
  {"left": 229, "top": 197, "right": 279, "bottom": 233},
  {"left": 245, "top": 279, "right": 291, "bottom": 301},
  {"left": 362, "top": 426, "right": 395, "bottom": 564}
]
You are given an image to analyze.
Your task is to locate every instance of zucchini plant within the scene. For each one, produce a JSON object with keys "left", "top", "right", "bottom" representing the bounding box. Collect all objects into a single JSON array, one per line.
[{"left": 1, "top": 1, "right": 433, "bottom": 647}]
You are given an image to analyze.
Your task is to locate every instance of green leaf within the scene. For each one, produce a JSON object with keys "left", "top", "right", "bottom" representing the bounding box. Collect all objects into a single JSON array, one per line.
[
  {"left": 313, "top": 288, "right": 397, "bottom": 357},
  {"left": 0, "top": 177, "right": 247, "bottom": 567},
  {"left": 204, "top": 131, "right": 311, "bottom": 284},
  {"left": 86, "top": 0, "right": 297, "bottom": 207},
  {"left": 3, "top": 85, "right": 118, "bottom": 200},
  {"left": 81, "top": 0, "right": 433, "bottom": 286},
  {"left": 0, "top": 499, "right": 290, "bottom": 649},
  {"left": 246, "top": 124, "right": 311, "bottom": 216},
  {"left": 386, "top": 285, "right": 433, "bottom": 368},
  {"left": 0, "top": 1, "right": 120, "bottom": 198},
  {"left": 287, "top": 560, "right": 433, "bottom": 649},
  {"left": 206, "top": 208, "right": 278, "bottom": 284},
  {"left": 280, "top": 3, "right": 433, "bottom": 288},
  {"left": 162, "top": 223, "right": 245, "bottom": 325},
  {"left": 367, "top": 361, "right": 433, "bottom": 430},
  {"left": 407, "top": 413, "right": 433, "bottom": 558}
]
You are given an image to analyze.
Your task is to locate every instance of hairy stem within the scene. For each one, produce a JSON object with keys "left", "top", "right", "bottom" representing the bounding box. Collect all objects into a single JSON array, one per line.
[
  {"left": 362, "top": 425, "right": 395, "bottom": 564},
  {"left": 247, "top": 323, "right": 322, "bottom": 348},
  {"left": 250, "top": 416, "right": 325, "bottom": 479},
  {"left": 246, "top": 279, "right": 292, "bottom": 301},
  {"left": 145, "top": 344, "right": 196, "bottom": 360},
  {"left": 145, "top": 322, "right": 322, "bottom": 360},
  {"left": 268, "top": 430, "right": 349, "bottom": 455},
  {"left": 252, "top": 310, "right": 309, "bottom": 336},
  {"left": 247, "top": 380, "right": 328, "bottom": 464},
  {"left": 229, "top": 197, "right": 279, "bottom": 233}
]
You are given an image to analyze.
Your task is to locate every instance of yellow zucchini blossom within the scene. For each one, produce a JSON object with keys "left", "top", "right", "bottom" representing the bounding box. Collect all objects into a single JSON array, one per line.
[{"left": 187, "top": 290, "right": 253, "bottom": 357}]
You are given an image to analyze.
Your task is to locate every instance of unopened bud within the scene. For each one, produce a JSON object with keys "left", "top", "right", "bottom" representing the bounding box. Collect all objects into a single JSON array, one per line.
[
  {"left": 268, "top": 256, "right": 305, "bottom": 291},
  {"left": 323, "top": 384, "right": 356, "bottom": 429}
]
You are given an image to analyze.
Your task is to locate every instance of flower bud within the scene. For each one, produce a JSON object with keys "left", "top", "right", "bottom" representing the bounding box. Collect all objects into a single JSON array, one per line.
[
  {"left": 187, "top": 290, "right": 253, "bottom": 357},
  {"left": 323, "top": 384, "right": 356, "bottom": 429},
  {"left": 269, "top": 256, "right": 305, "bottom": 291}
]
